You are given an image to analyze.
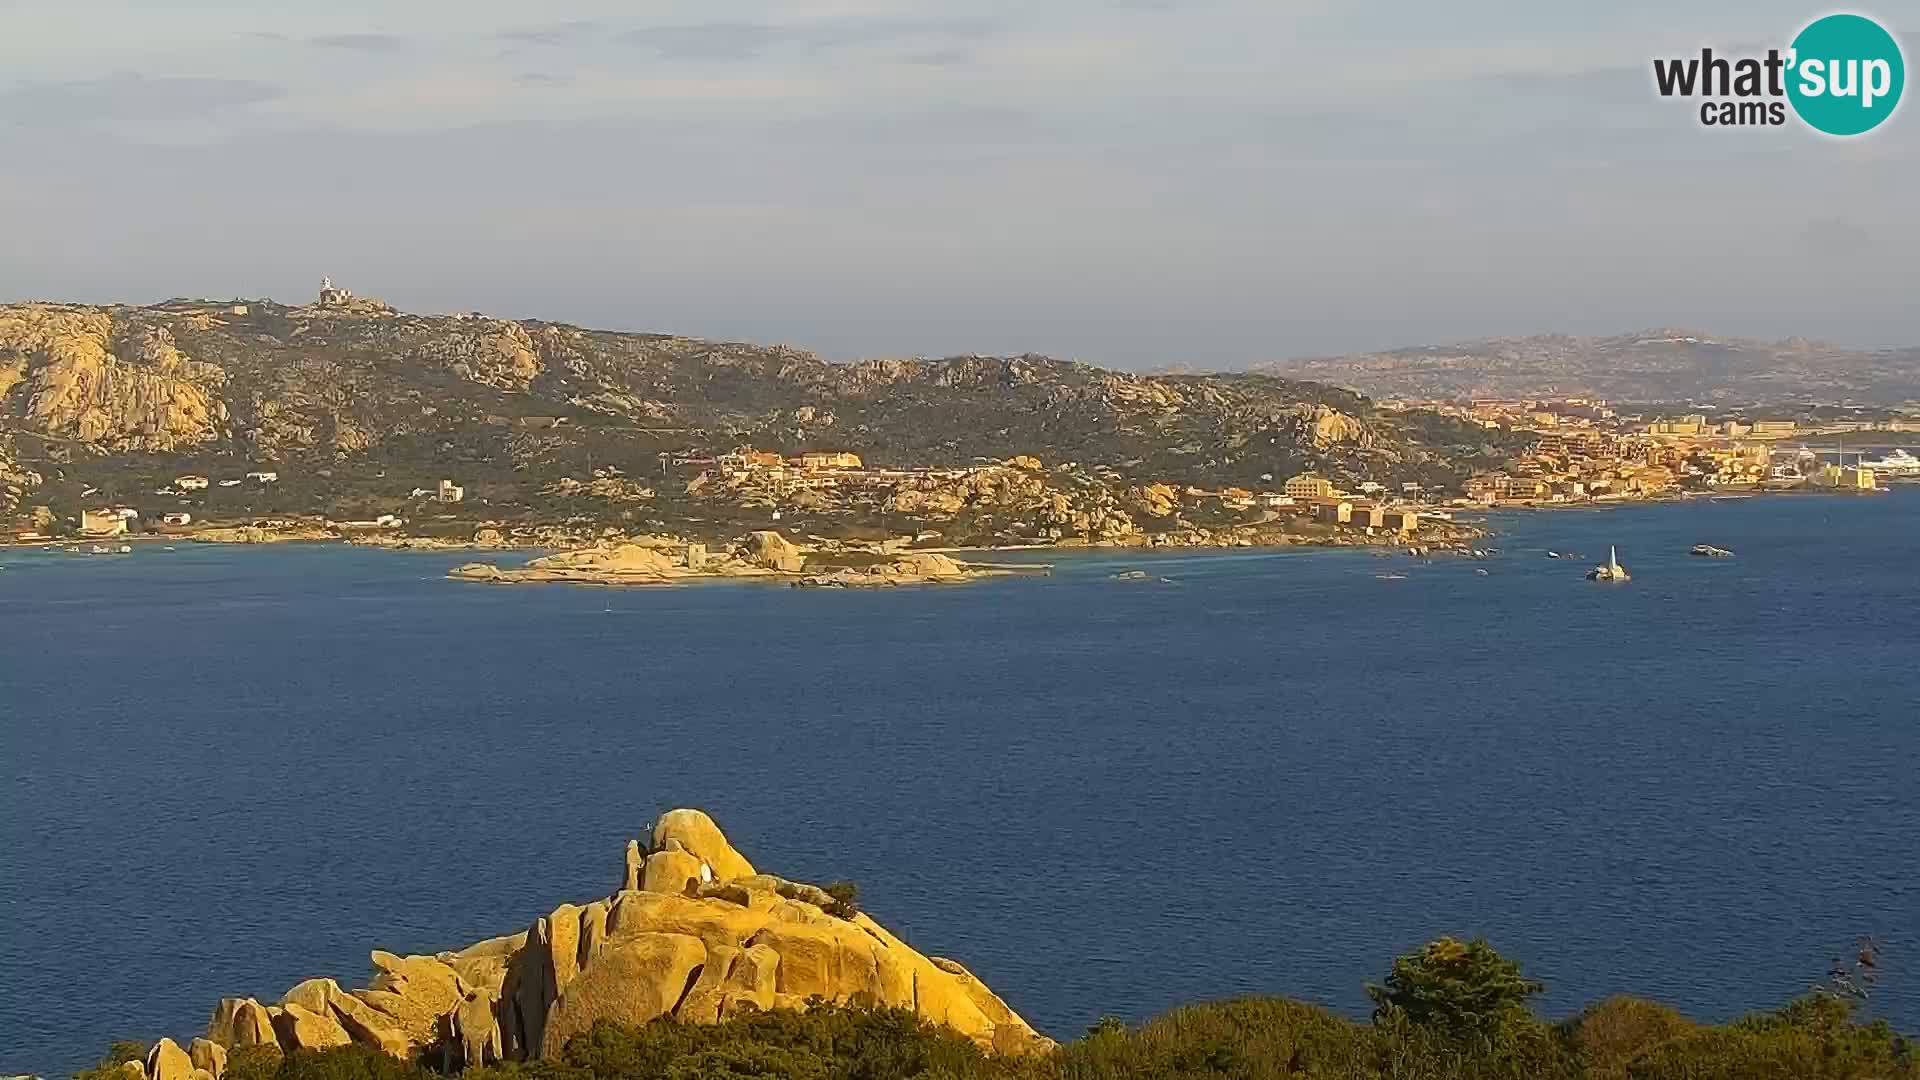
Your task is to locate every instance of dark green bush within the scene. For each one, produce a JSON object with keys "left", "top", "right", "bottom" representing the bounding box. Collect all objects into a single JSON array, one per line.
[
  {"left": 224, "top": 1045, "right": 288, "bottom": 1080},
  {"left": 73, "top": 1040, "right": 149, "bottom": 1080},
  {"left": 541, "top": 1004, "right": 1001, "bottom": 1080},
  {"left": 1366, "top": 938, "right": 1544, "bottom": 1043},
  {"left": 1563, "top": 997, "right": 1694, "bottom": 1078},
  {"left": 822, "top": 882, "right": 860, "bottom": 921},
  {"left": 1053, "top": 997, "right": 1369, "bottom": 1079},
  {"left": 277, "top": 1045, "right": 438, "bottom": 1080},
  {"left": 1619, "top": 994, "right": 1917, "bottom": 1080}
]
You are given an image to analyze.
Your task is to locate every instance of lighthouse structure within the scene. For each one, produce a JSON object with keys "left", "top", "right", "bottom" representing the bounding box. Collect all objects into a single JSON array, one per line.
[{"left": 317, "top": 276, "right": 355, "bottom": 306}]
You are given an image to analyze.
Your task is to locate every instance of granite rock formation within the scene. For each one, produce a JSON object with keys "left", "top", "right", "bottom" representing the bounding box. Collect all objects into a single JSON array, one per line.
[
  {"left": 0, "top": 305, "right": 228, "bottom": 451},
  {"left": 114, "top": 809, "right": 1045, "bottom": 1079}
]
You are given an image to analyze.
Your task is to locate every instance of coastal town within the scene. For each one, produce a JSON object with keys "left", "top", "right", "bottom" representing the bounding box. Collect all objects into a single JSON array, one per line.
[{"left": 1392, "top": 396, "right": 1918, "bottom": 504}]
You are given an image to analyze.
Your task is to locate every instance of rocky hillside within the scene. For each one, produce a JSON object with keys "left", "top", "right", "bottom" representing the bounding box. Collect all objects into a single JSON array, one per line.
[
  {"left": 1255, "top": 330, "right": 1920, "bottom": 405},
  {"left": 120, "top": 809, "right": 1045, "bottom": 1080},
  {"left": 0, "top": 296, "right": 1511, "bottom": 528},
  {"left": 0, "top": 431, "right": 42, "bottom": 515}
]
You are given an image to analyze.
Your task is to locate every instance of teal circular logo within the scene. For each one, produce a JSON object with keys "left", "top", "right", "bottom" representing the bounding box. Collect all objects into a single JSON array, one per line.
[{"left": 1787, "top": 14, "right": 1905, "bottom": 135}]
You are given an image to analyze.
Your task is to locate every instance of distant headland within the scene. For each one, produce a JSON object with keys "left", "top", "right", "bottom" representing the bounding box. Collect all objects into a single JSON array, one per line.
[{"left": 4, "top": 287, "right": 1911, "bottom": 565}]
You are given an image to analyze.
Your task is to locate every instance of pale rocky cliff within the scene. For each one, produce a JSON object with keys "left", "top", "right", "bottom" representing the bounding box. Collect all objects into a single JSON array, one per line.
[
  {"left": 0, "top": 305, "right": 228, "bottom": 451},
  {"left": 122, "top": 810, "right": 1047, "bottom": 1078}
]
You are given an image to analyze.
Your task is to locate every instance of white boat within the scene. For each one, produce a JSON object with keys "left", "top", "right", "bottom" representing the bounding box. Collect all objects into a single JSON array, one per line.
[{"left": 1859, "top": 448, "right": 1920, "bottom": 475}]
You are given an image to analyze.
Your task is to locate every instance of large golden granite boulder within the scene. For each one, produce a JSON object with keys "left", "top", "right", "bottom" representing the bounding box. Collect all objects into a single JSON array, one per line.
[
  {"left": 270, "top": 1003, "right": 351, "bottom": 1051},
  {"left": 144, "top": 1038, "right": 194, "bottom": 1080},
  {"left": 652, "top": 809, "right": 757, "bottom": 880},
  {"left": 205, "top": 998, "right": 277, "bottom": 1049},
  {"left": 186, "top": 1038, "right": 226, "bottom": 1079},
  {"left": 351, "top": 951, "right": 467, "bottom": 1045},
  {"left": 537, "top": 932, "right": 709, "bottom": 1056},
  {"left": 642, "top": 848, "right": 706, "bottom": 894},
  {"left": 164, "top": 808, "right": 1046, "bottom": 1065}
]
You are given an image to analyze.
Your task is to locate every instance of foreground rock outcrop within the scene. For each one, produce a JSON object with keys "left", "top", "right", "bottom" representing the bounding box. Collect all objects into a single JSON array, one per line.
[{"left": 119, "top": 810, "right": 1045, "bottom": 1078}]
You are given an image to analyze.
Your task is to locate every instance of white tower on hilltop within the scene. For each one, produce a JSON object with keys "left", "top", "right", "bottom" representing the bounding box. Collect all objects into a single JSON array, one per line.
[{"left": 318, "top": 276, "right": 353, "bottom": 306}]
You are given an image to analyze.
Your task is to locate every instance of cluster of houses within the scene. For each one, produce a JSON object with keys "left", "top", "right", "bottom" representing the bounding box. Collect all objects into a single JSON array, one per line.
[
  {"left": 1280, "top": 473, "right": 1424, "bottom": 534},
  {"left": 60, "top": 464, "right": 464, "bottom": 541},
  {"left": 1462, "top": 425, "right": 1870, "bottom": 503}
]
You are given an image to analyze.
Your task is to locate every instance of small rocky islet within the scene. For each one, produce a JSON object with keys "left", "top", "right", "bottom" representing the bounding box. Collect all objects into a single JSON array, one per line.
[
  {"left": 449, "top": 530, "right": 1033, "bottom": 589},
  {"left": 117, "top": 810, "right": 1047, "bottom": 1080}
]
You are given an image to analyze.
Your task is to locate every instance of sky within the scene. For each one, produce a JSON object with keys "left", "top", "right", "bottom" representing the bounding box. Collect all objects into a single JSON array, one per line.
[{"left": 0, "top": 0, "right": 1915, "bottom": 368}]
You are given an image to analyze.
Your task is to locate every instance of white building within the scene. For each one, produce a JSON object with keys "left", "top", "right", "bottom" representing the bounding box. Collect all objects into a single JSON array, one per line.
[
  {"left": 80, "top": 510, "right": 129, "bottom": 536},
  {"left": 318, "top": 276, "right": 355, "bottom": 306}
]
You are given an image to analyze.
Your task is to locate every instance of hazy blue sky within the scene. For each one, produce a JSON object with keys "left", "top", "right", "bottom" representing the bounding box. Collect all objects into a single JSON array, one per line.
[{"left": 1, "top": 1, "right": 1914, "bottom": 367}]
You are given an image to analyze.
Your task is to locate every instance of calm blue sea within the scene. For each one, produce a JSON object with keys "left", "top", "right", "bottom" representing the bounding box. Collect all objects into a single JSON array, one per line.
[{"left": 3, "top": 492, "right": 1917, "bottom": 1075}]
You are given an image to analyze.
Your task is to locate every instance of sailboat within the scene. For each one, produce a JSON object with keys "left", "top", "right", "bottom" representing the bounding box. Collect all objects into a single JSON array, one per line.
[{"left": 1586, "top": 546, "right": 1630, "bottom": 582}]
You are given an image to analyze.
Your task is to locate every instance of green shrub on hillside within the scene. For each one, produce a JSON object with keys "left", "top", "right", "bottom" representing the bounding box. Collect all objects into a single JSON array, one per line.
[
  {"left": 223, "top": 1046, "right": 289, "bottom": 1080},
  {"left": 473, "top": 1005, "right": 1007, "bottom": 1080},
  {"left": 1055, "top": 997, "right": 1370, "bottom": 1079},
  {"left": 1366, "top": 938, "right": 1544, "bottom": 1042},
  {"left": 1620, "top": 994, "right": 1916, "bottom": 1079},
  {"left": 1561, "top": 996, "right": 1695, "bottom": 1078},
  {"left": 821, "top": 882, "right": 860, "bottom": 921},
  {"left": 73, "top": 1040, "right": 149, "bottom": 1080}
]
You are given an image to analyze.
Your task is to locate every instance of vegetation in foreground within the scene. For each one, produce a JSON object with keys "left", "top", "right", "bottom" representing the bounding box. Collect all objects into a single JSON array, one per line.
[{"left": 75, "top": 938, "right": 1913, "bottom": 1080}]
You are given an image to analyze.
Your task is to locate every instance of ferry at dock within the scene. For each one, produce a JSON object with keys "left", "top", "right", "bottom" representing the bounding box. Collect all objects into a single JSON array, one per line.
[{"left": 1858, "top": 448, "right": 1920, "bottom": 476}]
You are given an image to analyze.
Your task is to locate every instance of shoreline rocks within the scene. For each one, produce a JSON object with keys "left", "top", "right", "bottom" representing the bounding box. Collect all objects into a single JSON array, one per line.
[
  {"left": 451, "top": 537, "right": 1041, "bottom": 590},
  {"left": 191, "top": 526, "right": 337, "bottom": 545}
]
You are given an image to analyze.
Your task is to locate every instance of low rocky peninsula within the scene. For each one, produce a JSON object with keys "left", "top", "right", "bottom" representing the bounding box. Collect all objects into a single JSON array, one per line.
[
  {"left": 110, "top": 810, "right": 1047, "bottom": 1080},
  {"left": 450, "top": 531, "right": 1038, "bottom": 588}
]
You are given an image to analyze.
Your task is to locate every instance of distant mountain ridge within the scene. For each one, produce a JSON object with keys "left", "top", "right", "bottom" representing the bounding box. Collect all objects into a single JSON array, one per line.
[{"left": 1251, "top": 329, "right": 1920, "bottom": 405}]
